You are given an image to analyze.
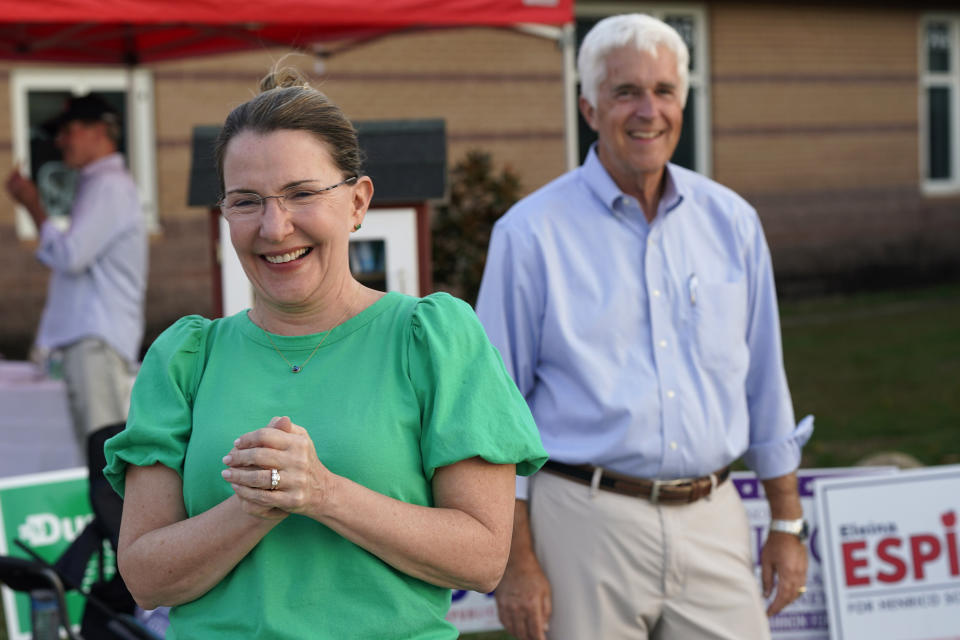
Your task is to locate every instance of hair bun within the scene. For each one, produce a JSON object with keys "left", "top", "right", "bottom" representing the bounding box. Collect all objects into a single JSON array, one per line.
[{"left": 259, "top": 66, "right": 310, "bottom": 93}]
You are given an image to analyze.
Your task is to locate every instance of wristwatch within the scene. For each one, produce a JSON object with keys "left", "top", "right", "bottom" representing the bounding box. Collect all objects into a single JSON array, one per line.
[{"left": 770, "top": 518, "right": 810, "bottom": 542}]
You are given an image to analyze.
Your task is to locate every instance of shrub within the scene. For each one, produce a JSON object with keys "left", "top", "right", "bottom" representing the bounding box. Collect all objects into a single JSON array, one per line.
[{"left": 431, "top": 151, "right": 522, "bottom": 306}]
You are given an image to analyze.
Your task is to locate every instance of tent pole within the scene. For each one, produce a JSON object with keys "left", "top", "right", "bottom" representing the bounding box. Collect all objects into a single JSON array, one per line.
[
  {"left": 512, "top": 23, "right": 578, "bottom": 171},
  {"left": 560, "top": 22, "right": 577, "bottom": 171}
]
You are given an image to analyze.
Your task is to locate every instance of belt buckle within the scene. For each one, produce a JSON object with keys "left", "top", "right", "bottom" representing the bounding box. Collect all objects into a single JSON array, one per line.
[{"left": 649, "top": 477, "right": 687, "bottom": 503}]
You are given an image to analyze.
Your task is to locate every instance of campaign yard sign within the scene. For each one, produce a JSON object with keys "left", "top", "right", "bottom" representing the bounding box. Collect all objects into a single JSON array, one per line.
[
  {"left": 0, "top": 467, "right": 96, "bottom": 640},
  {"left": 815, "top": 465, "right": 960, "bottom": 640},
  {"left": 447, "top": 588, "right": 499, "bottom": 632},
  {"left": 445, "top": 467, "right": 898, "bottom": 636},
  {"left": 733, "top": 466, "right": 897, "bottom": 640}
]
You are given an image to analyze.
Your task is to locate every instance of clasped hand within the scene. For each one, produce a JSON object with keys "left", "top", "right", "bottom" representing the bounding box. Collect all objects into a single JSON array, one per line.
[{"left": 221, "top": 415, "right": 331, "bottom": 520}]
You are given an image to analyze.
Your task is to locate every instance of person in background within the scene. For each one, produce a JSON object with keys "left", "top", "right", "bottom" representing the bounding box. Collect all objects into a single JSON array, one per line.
[
  {"left": 476, "top": 14, "right": 812, "bottom": 640},
  {"left": 103, "top": 68, "right": 547, "bottom": 639},
  {"left": 5, "top": 93, "right": 148, "bottom": 455}
]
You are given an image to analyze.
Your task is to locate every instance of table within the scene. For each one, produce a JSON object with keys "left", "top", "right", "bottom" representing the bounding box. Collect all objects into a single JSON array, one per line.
[{"left": 0, "top": 361, "right": 83, "bottom": 478}]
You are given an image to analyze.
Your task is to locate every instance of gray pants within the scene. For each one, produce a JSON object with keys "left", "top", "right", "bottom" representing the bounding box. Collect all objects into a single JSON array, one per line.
[{"left": 60, "top": 337, "right": 132, "bottom": 457}]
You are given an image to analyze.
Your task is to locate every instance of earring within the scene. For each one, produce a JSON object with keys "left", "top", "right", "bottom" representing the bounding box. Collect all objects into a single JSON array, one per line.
[{"left": 353, "top": 223, "right": 362, "bottom": 232}]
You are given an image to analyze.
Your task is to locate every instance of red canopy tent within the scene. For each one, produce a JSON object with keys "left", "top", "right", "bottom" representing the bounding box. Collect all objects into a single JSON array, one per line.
[
  {"left": 0, "top": 0, "right": 573, "bottom": 64},
  {"left": 0, "top": 0, "right": 576, "bottom": 316}
]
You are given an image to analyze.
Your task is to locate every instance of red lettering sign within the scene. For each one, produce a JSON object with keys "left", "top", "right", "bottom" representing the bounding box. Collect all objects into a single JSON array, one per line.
[
  {"left": 843, "top": 540, "right": 870, "bottom": 586},
  {"left": 876, "top": 538, "right": 907, "bottom": 583}
]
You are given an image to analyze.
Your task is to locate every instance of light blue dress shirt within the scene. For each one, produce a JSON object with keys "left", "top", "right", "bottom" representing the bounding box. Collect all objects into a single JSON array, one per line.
[
  {"left": 476, "top": 147, "right": 812, "bottom": 498},
  {"left": 35, "top": 152, "right": 148, "bottom": 364}
]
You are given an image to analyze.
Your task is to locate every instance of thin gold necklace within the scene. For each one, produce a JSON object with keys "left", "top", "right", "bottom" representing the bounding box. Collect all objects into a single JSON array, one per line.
[{"left": 259, "top": 301, "right": 352, "bottom": 374}]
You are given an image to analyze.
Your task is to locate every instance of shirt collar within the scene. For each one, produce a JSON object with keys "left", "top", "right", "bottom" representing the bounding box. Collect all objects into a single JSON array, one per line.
[
  {"left": 660, "top": 166, "right": 684, "bottom": 216},
  {"left": 580, "top": 145, "right": 624, "bottom": 213},
  {"left": 580, "top": 144, "right": 684, "bottom": 221},
  {"left": 80, "top": 152, "right": 125, "bottom": 177}
]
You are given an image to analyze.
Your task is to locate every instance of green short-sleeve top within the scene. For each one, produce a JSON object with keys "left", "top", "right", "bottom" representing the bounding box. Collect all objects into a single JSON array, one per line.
[{"left": 104, "top": 292, "right": 546, "bottom": 639}]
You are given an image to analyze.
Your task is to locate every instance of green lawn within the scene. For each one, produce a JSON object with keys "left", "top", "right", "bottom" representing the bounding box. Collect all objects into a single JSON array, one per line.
[
  {"left": 780, "top": 283, "right": 960, "bottom": 468},
  {"left": 2, "top": 283, "right": 957, "bottom": 640}
]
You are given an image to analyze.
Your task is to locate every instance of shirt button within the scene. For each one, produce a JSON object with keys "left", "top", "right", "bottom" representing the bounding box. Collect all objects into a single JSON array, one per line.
[
  {"left": 658, "top": 339, "right": 668, "bottom": 348},
  {"left": 652, "top": 289, "right": 662, "bottom": 297},
  {"left": 670, "top": 441, "right": 678, "bottom": 450},
  {"left": 667, "top": 389, "right": 676, "bottom": 398}
]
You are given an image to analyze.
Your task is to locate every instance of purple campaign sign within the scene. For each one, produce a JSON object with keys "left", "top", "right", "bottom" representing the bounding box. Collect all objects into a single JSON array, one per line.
[{"left": 734, "top": 467, "right": 897, "bottom": 640}]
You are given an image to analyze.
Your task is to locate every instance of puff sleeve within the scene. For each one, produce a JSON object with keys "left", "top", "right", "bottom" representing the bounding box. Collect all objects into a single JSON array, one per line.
[
  {"left": 103, "top": 315, "right": 212, "bottom": 496},
  {"left": 407, "top": 293, "right": 546, "bottom": 480}
]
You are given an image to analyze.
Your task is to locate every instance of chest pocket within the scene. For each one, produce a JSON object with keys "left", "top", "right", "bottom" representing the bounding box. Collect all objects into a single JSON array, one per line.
[{"left": 691, "top": 280, "right": 749, "bottom": 372}]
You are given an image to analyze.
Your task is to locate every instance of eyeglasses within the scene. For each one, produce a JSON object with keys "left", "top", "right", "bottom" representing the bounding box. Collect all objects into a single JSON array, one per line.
[{"left": 219, "top": 176, "right": 358, "bottom": 218}]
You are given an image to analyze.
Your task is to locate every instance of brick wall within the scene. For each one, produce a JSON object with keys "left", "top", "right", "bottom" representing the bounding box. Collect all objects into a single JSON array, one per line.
[
  {"left": 709, "top": 3, "right": 960, "bottom": 292},
  {"left": 2, "top": 11, "right": 958, "bottom": 359},
  {"left": 0, "top": 27, "right": 566, "bottom": 359}
]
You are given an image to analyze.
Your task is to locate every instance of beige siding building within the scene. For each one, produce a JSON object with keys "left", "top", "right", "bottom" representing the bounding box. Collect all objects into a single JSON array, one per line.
[{"left": 1, "top": 1, "right": 957, "bottom": 360}]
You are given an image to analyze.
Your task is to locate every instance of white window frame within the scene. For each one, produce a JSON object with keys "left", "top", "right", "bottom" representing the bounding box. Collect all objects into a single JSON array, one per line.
[
  {"left": 219, "top": 207, "right": 420, "bottom": 316},
  {"left": 351, "top": 208, "right": 420, "bottom": 296},
  {"left": 574, "top": 3, "right": 711, "bottom": 177},
  {"left": 920, "top": 14, "right": 960, "bottom": 195},
  {"left": 9, "top": 68, "right": 158, "bottom": 238}
]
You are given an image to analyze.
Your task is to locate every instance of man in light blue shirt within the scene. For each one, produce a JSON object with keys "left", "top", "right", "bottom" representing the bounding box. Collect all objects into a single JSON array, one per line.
[
  {"left": 6, "top": 94, "right": 147, "bottom": 454},
  {"left": 476, "top": 14, "right": 812, "bottom": 640}
]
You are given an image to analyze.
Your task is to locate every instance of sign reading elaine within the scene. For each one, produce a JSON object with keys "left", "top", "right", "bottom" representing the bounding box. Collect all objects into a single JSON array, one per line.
[
  {"left": 734, "top": 467, "right": 896, "bottom": 640},
  {"left": 0, "top": 467, "right": 92, "bottom": 640},
  {"left": 815, "top": 465, "right": 960, "bottom": 640},
  {"left": 446, "top": 466, "right": 897, "bottom": 636}
]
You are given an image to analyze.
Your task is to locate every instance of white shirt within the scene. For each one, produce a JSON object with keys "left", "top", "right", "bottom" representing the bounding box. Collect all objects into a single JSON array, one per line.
[{"left": 36, "top": 152, "right": 148, "bottom": 363}]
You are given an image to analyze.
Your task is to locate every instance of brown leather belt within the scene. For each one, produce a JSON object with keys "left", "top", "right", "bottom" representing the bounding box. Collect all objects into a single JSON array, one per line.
[{"left": 541, "top": 460, "right": 730, "bottom": 505}]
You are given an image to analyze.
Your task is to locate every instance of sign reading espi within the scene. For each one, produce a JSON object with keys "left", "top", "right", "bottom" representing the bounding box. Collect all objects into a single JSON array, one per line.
[{"left": 815, "top": 466, "right": 960, "bottom": 640}]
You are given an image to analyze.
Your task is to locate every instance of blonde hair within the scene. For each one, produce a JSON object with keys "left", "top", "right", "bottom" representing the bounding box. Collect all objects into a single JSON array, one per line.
[{"left": 214, "top": 67, "right": 363, "bottom": 192}]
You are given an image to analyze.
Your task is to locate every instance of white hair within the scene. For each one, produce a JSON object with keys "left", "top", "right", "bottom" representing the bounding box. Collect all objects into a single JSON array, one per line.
[{"left": 577, "top": 14, "right": 690, "bottom": 108}]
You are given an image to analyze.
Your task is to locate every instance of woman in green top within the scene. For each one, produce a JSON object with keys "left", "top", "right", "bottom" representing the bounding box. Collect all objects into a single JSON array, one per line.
[{"left": 103, "top": 68, "right": 547, "bottom": 639}]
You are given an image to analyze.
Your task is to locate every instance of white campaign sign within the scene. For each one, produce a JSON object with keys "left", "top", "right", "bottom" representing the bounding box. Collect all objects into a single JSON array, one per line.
[
  {"left": 445, "top": 467, "right": 897, "bottom": 636},
  {"left": 733, "top": 467, "right": 896, "bottom": 640},
  {"left": 446, "top": 589, "right": 499, "bottom": 633},
  {"left": 814, "top": 465, "right": 960, "bottom": 640}
]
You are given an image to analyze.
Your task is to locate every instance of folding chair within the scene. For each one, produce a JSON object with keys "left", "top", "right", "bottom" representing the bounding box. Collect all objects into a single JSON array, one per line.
[
  {"left": 51, "top": 423, "right": 162, "bottom": 640},
  {"left": 0, "top": 554, "right": 81, "bottom": 640}
]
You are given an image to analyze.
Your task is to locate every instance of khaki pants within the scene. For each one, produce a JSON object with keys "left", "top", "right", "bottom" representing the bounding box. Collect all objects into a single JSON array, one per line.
[
  {"left": 60, "top": 338, "right": 132, "bottom": 457},
  {"left": 530, "top": 471, "right": 770, "bottom": 640}
]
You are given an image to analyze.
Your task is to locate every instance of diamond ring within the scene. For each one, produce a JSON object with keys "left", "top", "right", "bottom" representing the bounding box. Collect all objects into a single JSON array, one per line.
[{"left": 270, "top": 468, "right": 280, "bottom": 491}]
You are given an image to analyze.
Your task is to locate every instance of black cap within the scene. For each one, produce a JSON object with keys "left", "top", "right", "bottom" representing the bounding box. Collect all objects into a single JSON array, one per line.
[{"left": 42, "top": 94, "right": 119, "bottom": 136}]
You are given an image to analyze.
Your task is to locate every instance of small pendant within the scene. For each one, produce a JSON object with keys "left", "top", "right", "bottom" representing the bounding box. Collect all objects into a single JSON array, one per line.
[{"left": 291, "top": 365, "right": 301, "bottom": 373}]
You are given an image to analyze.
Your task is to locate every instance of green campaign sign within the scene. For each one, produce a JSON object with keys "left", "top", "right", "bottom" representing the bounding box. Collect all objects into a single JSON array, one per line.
[{"left": 0, "top": 468, "right": 103, "bottom": 640}]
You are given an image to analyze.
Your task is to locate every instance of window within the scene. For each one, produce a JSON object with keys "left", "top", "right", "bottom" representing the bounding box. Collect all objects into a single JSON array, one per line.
[
  {"left": 350, "top": 208, "right": 421, "bottom": 296},
  {"left": 9, "top": 68, "right": 157, "bottom": 238},
  {"left": 575, "top": 4, "right": 710, "bottom": 175},
  {"left": 921, "top": 15, "right": 960, "bottom": 193},
  {"left": 218, "top": 207, "right": 421, "bottom": 317},
  {"left": 349, "top": 240, "right": 388, "bottom": 292}
]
